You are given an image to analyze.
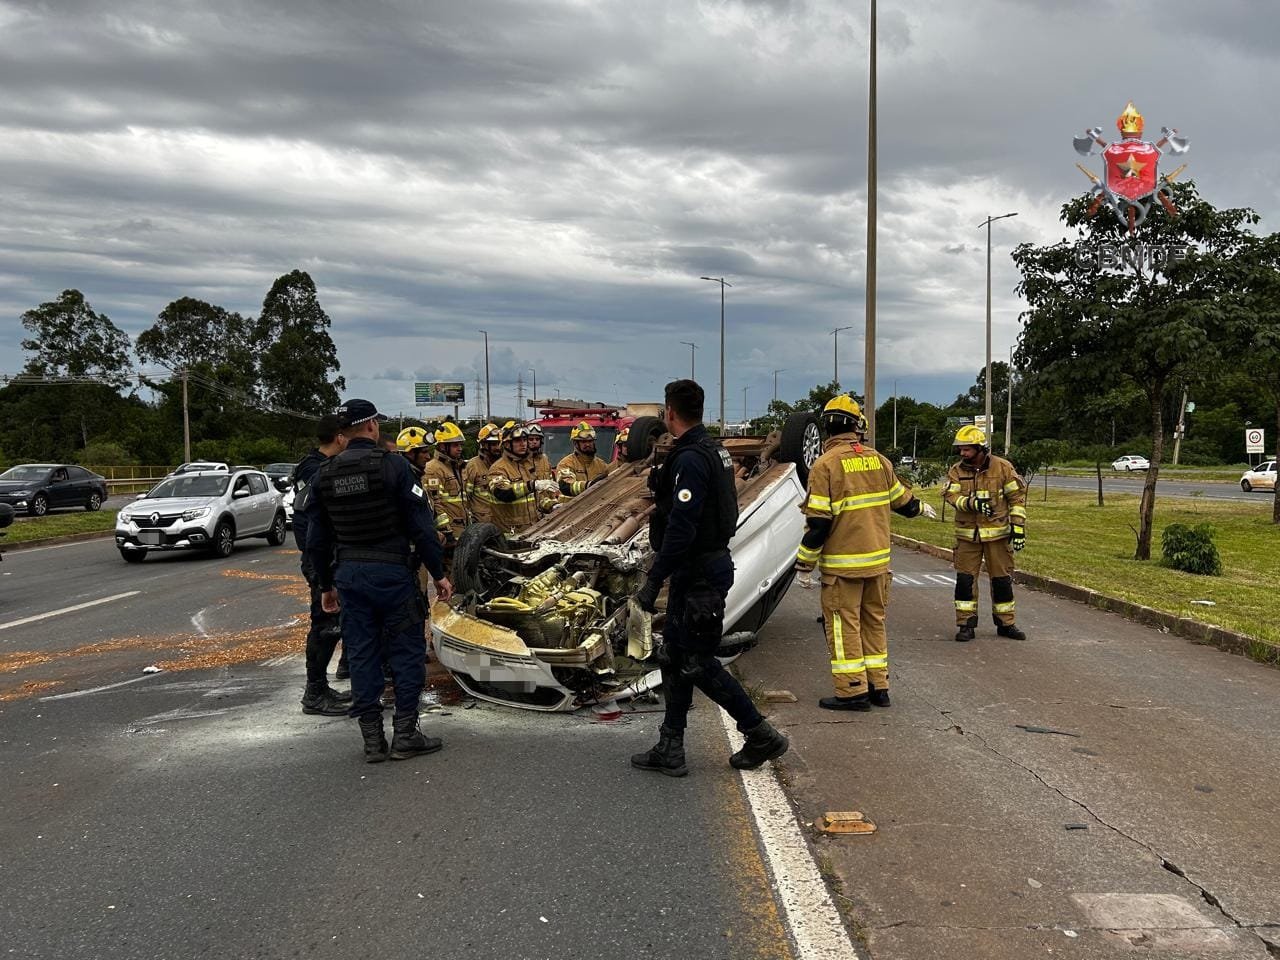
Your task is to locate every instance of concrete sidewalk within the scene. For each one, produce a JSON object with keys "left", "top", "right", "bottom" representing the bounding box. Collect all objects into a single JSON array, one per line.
[{"left": 736, "top": 552, "right": 1280, "bottom": 959}]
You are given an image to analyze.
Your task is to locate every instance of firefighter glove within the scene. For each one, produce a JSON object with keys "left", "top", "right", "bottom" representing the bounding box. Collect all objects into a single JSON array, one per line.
[
  {"left": 635, "top": 577, "right": 661, "bottom": 614},
  {"left": 973, "top": 490, "right": 995, "bottom": 517},
  {"left": 918, "top": 501, "right": 937, "bottom": 520},
  {"left": 534, "top": 478, "right": 560, "bottom": 495},
  {"left": 1010, "top": 524, "right": 1026, "bottom": 551}
]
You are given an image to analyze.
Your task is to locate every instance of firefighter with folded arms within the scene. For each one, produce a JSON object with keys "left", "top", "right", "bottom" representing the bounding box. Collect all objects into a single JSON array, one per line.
[
  {"left": 463, "top": 423, "right": 501, "bottom": 525},
  {"left": 943, "top": 425, "right": 1027, "bottom": 642},
  {"left": 556, "top": 421, "right": 610, "bottom": 496},
  {"left": 796, "top": 396, "right": 936, "bottom": 711},
  {"left": 487, "top": 421, "right": 558, "bottom": 533},
  {"left": 526, "top": 422, "right": 554, "bottom": 482},
  {"left": 421, "top": 421, "right": 469, "bottom": 576}
]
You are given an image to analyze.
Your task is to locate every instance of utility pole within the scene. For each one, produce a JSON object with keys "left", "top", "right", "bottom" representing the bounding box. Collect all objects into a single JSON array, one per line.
[
  {"left": 1004, "top": 346, "right": 1014, "bottom": 455},
  {"left": 832, "top": 325, "right": 853, "bottom": 390},
  {"left": 528, "top": 367, "right": 537, "bottom": 405},
  {"left": 680, "top": 341, "right": 697, "bottom": 379},
  {"left": 772, "top": 368, "right": 784, "bottom": 404},
  {"left": 742, "top": 385, "right": 749, "bottom": 425},
  {"left": 181, "top": 368, "right": 191, "bottom": 462},
  {"left": 892, "top": 378, "right": 898, "bottom": 450},
  {"left": 912, "top": 424, "right": 918, "bottom": 461},
  {"left": 699, "top": 277, "right": 731, "bottom": 433},
  {"left": 978, "top": 211, "right": 1018, "bottom": 433},
  {"left": 516, "top": 371, "right": 524, "bottom": 418},
  {"left": 480, "top": 329, "right": 492, "bottom": 422},
  {"left": 864, "top": 0, "right": 878, "bottom": 445},
  {"left": 1172, "top": 383, "right": 1189, "bottom": 465}
]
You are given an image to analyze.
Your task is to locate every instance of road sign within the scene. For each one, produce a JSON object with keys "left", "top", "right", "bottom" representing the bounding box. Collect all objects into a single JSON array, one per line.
[
  {"left": 973, "top": 415, "right": 992, "bottom": 433},
  {"left": 1246, "top": 427, "right": 1265, "bottom": 454},
  {"left": 414, "top": 382, "right": 465, "bottom": 405}
]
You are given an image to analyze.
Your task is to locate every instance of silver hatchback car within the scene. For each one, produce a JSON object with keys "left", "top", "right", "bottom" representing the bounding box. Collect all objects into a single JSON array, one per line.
[{"left": 115, "top": 469, "right": 287, "bottom": 562}]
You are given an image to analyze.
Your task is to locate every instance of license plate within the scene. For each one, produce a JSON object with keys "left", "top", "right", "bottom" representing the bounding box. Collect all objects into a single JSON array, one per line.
[{"left": 139, "top": 530, "right": 163, "bottom": 545}]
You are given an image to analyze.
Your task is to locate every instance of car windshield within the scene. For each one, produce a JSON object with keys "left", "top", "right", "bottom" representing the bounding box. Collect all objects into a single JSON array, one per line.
[
  {"left": 146, "top": 475, "right": 230, "bottom": 499},
  {"left": 0, "top": 466, "right": 53, "bottom": 482},
  {"left": 265, "top": 463, "right": 295, "bottom": 473}
]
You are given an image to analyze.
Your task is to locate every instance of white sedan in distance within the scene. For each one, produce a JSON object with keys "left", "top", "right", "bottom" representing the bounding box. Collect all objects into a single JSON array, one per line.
[
  {"left": 1111, "top": 455, "right": 1150, "bottom": 472},
  {"left": 1240, "top": 461, "right": 1277, "bottom": 492}
]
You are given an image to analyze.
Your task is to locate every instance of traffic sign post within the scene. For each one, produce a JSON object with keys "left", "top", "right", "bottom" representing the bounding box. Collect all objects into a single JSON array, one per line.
[{"left": 1245, "top": 427, "right": 1265, "bottom": 456}]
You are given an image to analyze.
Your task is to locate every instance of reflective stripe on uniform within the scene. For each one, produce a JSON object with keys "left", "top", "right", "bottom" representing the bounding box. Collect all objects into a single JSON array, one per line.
[
  {"left": 977, "top": 525, "right": 1011, "bottom": 541},
  {"left": 797, "top": 543, "right": 821, "bottom": 565},
  {"left": 831, "top": 658, "right": 867, "bottom": 675},
  {"left": 863, "top": 653, "right": 888, "bottom": 670},
  {"left": 830, "top": 618, "right": 864, "bottom": 675},
  {"left": 830, "top": 490, "right": 893, "bottom": 514},
  {"left": 946, "top": 482, "right": 962, "bottom": 494},
  {"left": 993, "top": 601, "right": 1015, "bottom": 614},
  {"left": 954, "top": 600, "right": 978, "bottom": 612},
  {"left": 1003, "top": 481, "right": 1021, "bottom": 495},
  {"left": 819, "top": 548, "right": 891, "bottom": 570},
  {"left": 806, "top": 494, "right": 833, "bottom": 513},
  {"left": 1009, "top": 505, "right": 1027, "bottom": 520},
  {"left": 887, "top": 480, "right": 905, "bottom": 501}
]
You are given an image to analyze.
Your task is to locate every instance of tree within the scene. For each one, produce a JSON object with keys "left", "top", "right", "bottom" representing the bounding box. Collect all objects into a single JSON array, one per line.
[
  {"left": 136, "top": 297, "right": 256, "bottom": 385},
  {"left": 1234, "top": 232, "right": 1280, "bottom": 522},
  {"left": 255, "top": 270, "right": 345, "bottom": 416},
  {"left": 21, "top": 290, "right": 132, "bottom": 387},
  {"left": 1013, "top": 182, "right": 1257, "bottom": 559}
]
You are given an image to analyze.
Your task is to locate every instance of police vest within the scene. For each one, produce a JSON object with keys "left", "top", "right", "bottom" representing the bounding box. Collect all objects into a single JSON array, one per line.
[
  {"left": 651, "top": 434, "right": 738, "bottom": 556},
  {"left": 315, "top": 448, "right": 405, "bottom": 548}
]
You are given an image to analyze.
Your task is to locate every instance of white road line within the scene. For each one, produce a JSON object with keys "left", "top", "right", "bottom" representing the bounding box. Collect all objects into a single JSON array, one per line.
[
  {"left": 925, "top": 574, "right": 955, "bottom": 585},
  {"left": 719, "top": 711, "right": 858, "bottom": 959},
  {"left": 41, "top": 672, "right": 161, "bottom": 701},
  {"left": 894, "top": 575, "right": 921, "bottom": 585},
  {"left": 0, "top": 590, "right": 140, "bottom": 632}
]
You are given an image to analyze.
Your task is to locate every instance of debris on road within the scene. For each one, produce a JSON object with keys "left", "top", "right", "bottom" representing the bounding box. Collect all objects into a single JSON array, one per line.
[
  {"left": 142, "top": 665, "right": 162, "bottom": 674},
  {"left": 1190, "top": 599, "right": 1216, "bottom": 606},
  {"left": 764, "top": 690, "right": 798, "bottom": 703},
  {"left": 1015, "top": 724, "right": 1081, "bottom": 738},
  {"left": 819, "top": 811, "right": 876, "bottom": 835},
  {"left": 1065, "top": 823, "right": 1089, "bottom": 831}
]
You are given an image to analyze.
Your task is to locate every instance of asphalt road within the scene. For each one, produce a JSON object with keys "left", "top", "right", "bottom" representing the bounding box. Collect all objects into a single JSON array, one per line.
[
  {"left": 0, "top": 540, "right": 803, "bottom": 960},
  {"left": 1042, "top": 473, "right": 1267, "bottom": 502}
]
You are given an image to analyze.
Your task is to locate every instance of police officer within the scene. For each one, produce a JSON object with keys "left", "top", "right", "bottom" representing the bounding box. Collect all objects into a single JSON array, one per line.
[
  {"left": 631, "top": 379, "right": 787, "bottom": 777},
  {"left": 291, "top": 414, "right": 351, "bottom": 716},
  {"left": 304, "top": 399, "right": 454, "bottom": 763}
]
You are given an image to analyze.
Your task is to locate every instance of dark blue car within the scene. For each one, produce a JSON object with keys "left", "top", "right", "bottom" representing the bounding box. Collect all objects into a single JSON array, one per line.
[{"left": 0, "top": 464, "right": 110, "bottom": 516}]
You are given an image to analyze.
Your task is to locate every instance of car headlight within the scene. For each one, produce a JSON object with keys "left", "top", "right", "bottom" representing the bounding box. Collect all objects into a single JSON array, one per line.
[
  {"left": 10, "top": 490, "right": 31, "bottom": 497},
  {"left": 119, "top": 511, "right": 132, "bottom": 522},
  {"left": 182, "top": 506, "right": 212, "bottom": 522}
]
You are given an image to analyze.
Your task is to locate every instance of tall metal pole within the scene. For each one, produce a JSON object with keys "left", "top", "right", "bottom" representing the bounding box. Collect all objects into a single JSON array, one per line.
[
  {"left": 181, "top": 368, "right": 191, "bottom": 462},
  {"left": 529, "top": 367, "right": 537, "bottom": 404},
  {"left": 772, "top": 368, "right": 784, "bottom": 404},
  {"left": 680, "top": 341, "right": 697, "bottom": 379},
  {"left": 1172, "top": 383, "right": 1189, "bottom": 465},
  {"left": 832, "top": 326, "right": 853, "bottom": 390},
  {"left": 700, "top": 277, "right": 731, "bottom": 433},
  {"left": 742, "top": 385, "right": 749, "bottom": 423},
  {"left": 480, "top": 329, "right": 491, "bottom": 422},
  {"left": 863, "top": 0, "right": 878, "bottom": 445},
  {"left": 893, "top": 378, "right": 898, "bottom": 450},
  {"left": 978, "top": 212, "right": 1018, "bottom": 434},
  {"left": 1004, "top": 346, "right": 1014, "bottom": 455}
]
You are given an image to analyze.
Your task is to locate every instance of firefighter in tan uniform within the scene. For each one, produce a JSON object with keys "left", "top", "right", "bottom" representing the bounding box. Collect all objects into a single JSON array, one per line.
[
  {"left": 526, "top": 423, "right": 555, "bottom": 482},
  {"left": 796, "top": 396, "right": 936, "bottom": 710},
  {"left": 608, "top": 426, "right": 633, "bottom": 473},
  {"left": 422, "top": 422, "right": 469, "bottom": 576},
  {"left": 463, "top": 423, "right": 501, "bottom": 525},
  {"left": 556, "top": 421, "right": 610, "bottom": 496},
  {"left": 943, "top": 425, "right": 1027, "bottom": 642},
  {"left": 487, "top": 422, "right": 558, "bottom": 534},
  {"left": 395, "top": 426, "right": 435, "bottom": 481}
]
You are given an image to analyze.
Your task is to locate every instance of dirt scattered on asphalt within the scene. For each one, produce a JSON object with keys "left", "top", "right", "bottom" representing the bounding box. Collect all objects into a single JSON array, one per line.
[{"left": 0, "top": 679, "right": 62, "bottom": 701}]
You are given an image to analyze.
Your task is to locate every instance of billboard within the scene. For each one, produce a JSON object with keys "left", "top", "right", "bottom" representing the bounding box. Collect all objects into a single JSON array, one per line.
[{"left": 414, "top": 382, "right": 465, "bottom": 405}]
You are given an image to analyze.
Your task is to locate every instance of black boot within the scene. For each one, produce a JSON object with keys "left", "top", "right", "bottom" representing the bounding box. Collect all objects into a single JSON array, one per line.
[
  {"left": 631, "top": 725, "right": 688, "bottom": 777},
  {"left": 730, "top": 720, "right": 789, "bottom": 770},
  {"left": 819, "top": 694, "right": 871, "bottom": 711},
  {"left": 359, "top": 715, "right": 389, "bottom": 763},
  {"left": 867, "top": 682, "right": 891, "bottom": 708},
  {"left": 955, "top": 616, "right": 978, "bottom": 642},
  {"left": 327, "top": 684, "right": 353, "bottom": 703},
  {"left": 334, "top": 661, "right": 350, "bottom": 681},
  {"left": 997, "top": 623, "right": 1028, "bottom": 641},
  {"left": 390, "top": 713, "right": 443, "bottom": 760},
  {"left": 301, "top": 682, "right": 349, "bottom": 717}
]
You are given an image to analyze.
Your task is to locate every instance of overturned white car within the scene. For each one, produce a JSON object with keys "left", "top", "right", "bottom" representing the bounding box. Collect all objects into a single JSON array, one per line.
[{"left": 430, "top": 413, "right": 820, "bottom": 711}]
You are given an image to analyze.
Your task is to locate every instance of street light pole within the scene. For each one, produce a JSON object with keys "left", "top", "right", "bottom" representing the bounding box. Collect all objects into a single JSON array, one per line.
[
  {"left": 479, "top": 329, "right": 492, "bottom": 422},
  {"left": 528, "top": 367, "right": 537, "bottom": 405},
  {"left": 772, "top": 368, "right": 785, "bottom": 404},
  {"left": 742, "top": 385, "right": 749, "bottom": 424},
  {"left": 680, "top": 341, "right": 697, "bottom": 380},
  {"left": 864, "top": 0, "right": 878, "bottom": 445},
  {"left": 978, "top": 211, "right": 1018, "bottom": 434},
  {"left": 832, "top": 325, "right": 853, "bottom": 390},
  {"left": 700, "top": 277, "right": 732, "bottom": 433},
  {"left": 893, "top": 378, "right": 898, "bottom": 450}
]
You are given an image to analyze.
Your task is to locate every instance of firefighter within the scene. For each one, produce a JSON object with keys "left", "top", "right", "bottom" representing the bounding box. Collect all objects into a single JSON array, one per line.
[
  {"left": 943, "top": 425, "right": 1027, "bottom": 642},
  {"left": 396, "top": 426, "right": 435, "bottom": 480},
  {"left": 487, "top": 422, "right": 558, "bottom": 533},
  {"left": 609, "top": 426, "right": 632, "bottom": 472},
  {"left": 422, "top": 421, "right": 468, "bottom": 575},
  {"left": 463, "top": 423, "right": 501, "bottom": 525},
  {"left": 795, "top": 396, "right": 936, "bottom": 710},
  {"left": 526, "top": 422, "right": 554, "bottom": 482},
  {"left": 556, "top": 421, "right": 609, "bottom": 496}
]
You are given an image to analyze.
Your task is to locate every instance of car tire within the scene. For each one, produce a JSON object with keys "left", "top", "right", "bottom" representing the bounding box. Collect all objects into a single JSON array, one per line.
[
  {"left": 626, "top": 415, "right": 666, "bottom": 462},
  {"left": 452, "top": 522, "right": 508, "bottom": 597},
  {"left": 86, "top": 491, "right": 103, "bottom": 512},
  {"left": 779, "top": 411, "right": 822, "bottom": 485},
  {"left": 265, "top": 511, "right": 287, "bottom": 546},
  {"left": 30, "top": 493, "right": 49, "bottom": 517},
  {"left": 1242, "top": 480, "right": 1252, "bottom": 492},
  {"left": 119, "top": 548, "right": 146, "bottom": 563},
  {"left": 210, "top": 519, "right": 235, "bottom": 558}
]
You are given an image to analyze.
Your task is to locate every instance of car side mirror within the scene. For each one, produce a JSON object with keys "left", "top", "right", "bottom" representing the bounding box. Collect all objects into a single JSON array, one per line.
[
  {"left": 233, "top": 487, "right": 251, "bottom": 499},
  {"left": 134, "top": 492, "right": 148, "bottom": 500},
  {"left": 274, "top": 478, "right": 291, "bottom": 492}
]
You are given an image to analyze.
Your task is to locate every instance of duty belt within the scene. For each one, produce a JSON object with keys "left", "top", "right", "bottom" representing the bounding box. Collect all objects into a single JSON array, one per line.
[{"left": 336, "top": 547, "right": 413, "bottom": 566}]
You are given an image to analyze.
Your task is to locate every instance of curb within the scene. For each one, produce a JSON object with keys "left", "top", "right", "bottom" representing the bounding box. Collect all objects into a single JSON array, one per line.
[
  {"left": 3, "top": 530, "right": 115, "bottom": 552},
  {"left": 889, "top": 533, "right": 1279, "bottom": 663}
]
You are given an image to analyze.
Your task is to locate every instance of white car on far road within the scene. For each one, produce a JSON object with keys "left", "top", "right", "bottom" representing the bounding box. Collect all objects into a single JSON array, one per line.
[
  {"left": 1111, "top": 455, "right": 1150, "bottom": 472},
  {"left": 1240, "top": 461, "right": 1277, "bottom": 492}
]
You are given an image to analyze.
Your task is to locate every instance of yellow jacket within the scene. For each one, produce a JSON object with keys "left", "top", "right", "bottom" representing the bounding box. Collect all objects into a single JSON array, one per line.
[
  {"left": 797, "top": 437, "right": 915, "bottom": 578},
  {"left": 487, "top": 454, "right": 554, "bottom": 533},
  {"left": 943, "top": 454, "right": 1026, "bottom": 542},
  {"left": 530, "top": 453, "right": 554, "bottom": 482},
  {"left": 422, "top": 453, "right": 468, "bottom": 535},
  {"left": 463, "top": 455, "right": 497, "bottom": 526},
  {"left": 556, "top": 452, "right": 609, "bottom": 496}
]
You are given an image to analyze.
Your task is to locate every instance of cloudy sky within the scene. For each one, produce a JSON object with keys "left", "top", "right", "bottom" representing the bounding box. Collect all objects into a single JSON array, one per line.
[{"left": 2, "top": 0, "right": 1276, "bottom": 424}]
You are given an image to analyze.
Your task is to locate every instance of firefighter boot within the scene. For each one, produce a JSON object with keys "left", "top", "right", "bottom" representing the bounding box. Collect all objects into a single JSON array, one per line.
[
  {"left": 867, "top": 681, "right": 891, "bottom": 708},
  {"left": 359, "top": 715, "right": 389, "bottom": 764},
  {"left": 955, "top": 616, "right": 978, "bottom": 642},
  {"left": 819, "top": 694, "right": 871, "bottom": 711},
  {"left": 997, "top": 623, "right": 1028, "bottom": 641},
  {"left": 390, "top": 713, "right": 443, "bottom": 760},
  {"left": 630, "top": 725, "right": 688, "bottom": 777},
  {"left": 730, "top": 720, "right": 789, "bottom": 769},
  {"left": 301, "top": 682, "right": 349, "bottom": 717}
]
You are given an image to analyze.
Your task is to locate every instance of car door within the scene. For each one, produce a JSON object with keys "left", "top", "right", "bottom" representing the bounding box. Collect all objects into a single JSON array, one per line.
[
  {"left": 246, "top": 473, "right": 273, "bottom": 532},
  {"left": 229, "top": 474, "right": 257, "bottom": 535},
  {"left": 66, "top": 467, "right": 93, "bottom": 505},
  {"left": 47, "top": 467, "right": 75, "bottom": 507},
  {"left": 1266, "top": 462, "right": 1278, "bottom": 490}
]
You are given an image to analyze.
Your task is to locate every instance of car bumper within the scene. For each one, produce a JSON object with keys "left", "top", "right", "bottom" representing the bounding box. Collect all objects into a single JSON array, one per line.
[
  {"left": 115, "top": 523, "right": 214, "bottom": 551},
  {"left": 0, "top": 496, "right": 30, "bottom": 509}
]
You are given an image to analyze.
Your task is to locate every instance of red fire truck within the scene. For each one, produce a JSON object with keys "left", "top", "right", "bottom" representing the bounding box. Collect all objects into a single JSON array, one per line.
[{"left": 525, "top": 399, "right": 664, "bottom": 465}]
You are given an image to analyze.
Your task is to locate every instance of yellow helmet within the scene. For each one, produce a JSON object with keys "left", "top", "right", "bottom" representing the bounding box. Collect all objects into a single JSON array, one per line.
[
  {"left": 477, "top": 423, "right": 501, "bottom": 444},
  {"left": 821, "top": 394, "right": 867, "bottom": 435},
  {"left": 434, "top": 422, "right": 464, "bottom": 444},
  {"left": 570, "top": 421, "right": 597, "bottom": 441},
  {"left": 501, "top": 420, "right": 529, "bottom": 444},
  {"left": 953, "top": 424, "right": 988, "bottom": 447},
  {"left": 525, "top": 422, "right": 543, "bottom": 438},
  {"left": 396, "top": 426, "right": 433, "bottom": 451},
  {"left": 616, "top": 426, "right": 630, "bottom": 444}
]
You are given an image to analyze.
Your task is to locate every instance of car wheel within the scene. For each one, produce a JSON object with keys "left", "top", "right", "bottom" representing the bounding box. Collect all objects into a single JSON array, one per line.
[
  {"left": 210, "top": 520, "right": 235, "bottom": 558},
  {"left": 86, "top": 491, "right": 103, "bottom": 512},
  {"left": 1242, "top": 480, "right": 1252, "bottom": 492},
  {"left": 452, "top": 522, "right": 509, "bottom": 598},
  {"left": 779, "top": 411, "right": 822, "bottom": 485},
  {"left": 119, "top": 548, "right": 146, "bottom": 563},
  {"left": 30, "top": 493, "right": 49, "bottom": 517},
  {"left": 626, "top": 415, "right": 667, "bottom": 462},
  {"left": 265, "top": 511, "right": 287, "bottom": 546}
]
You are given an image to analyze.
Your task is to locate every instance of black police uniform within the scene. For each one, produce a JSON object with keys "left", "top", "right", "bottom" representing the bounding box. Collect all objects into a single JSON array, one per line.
[
  {"left": 643, "top": 424, "right": 763, "bottom": 734},
  {"left": 291, "top": 449, "right": 346, "bottom": 696},
  {"left": 303, "top": 437, "right": 445, "bottom": 724}
]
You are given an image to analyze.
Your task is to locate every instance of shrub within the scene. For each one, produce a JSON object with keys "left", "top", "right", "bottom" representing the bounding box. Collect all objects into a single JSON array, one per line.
[
  {"left": 1160, "top": 523, "right": 1222, "bottom": 576},
  {"left": 80, "top": 441, "right": 137, "bottom": 466}
]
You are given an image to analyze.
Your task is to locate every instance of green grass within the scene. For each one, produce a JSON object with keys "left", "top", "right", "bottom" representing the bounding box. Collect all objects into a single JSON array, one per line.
[
  {"left": 1052, "top": 465, "right": 1246, "bottom": 482},
  {"left": 893, "top": 490, "right": 1280, "bottom": 647},
  {"left": 3, "top": 510, "right": 118, "bottom": 545}
]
